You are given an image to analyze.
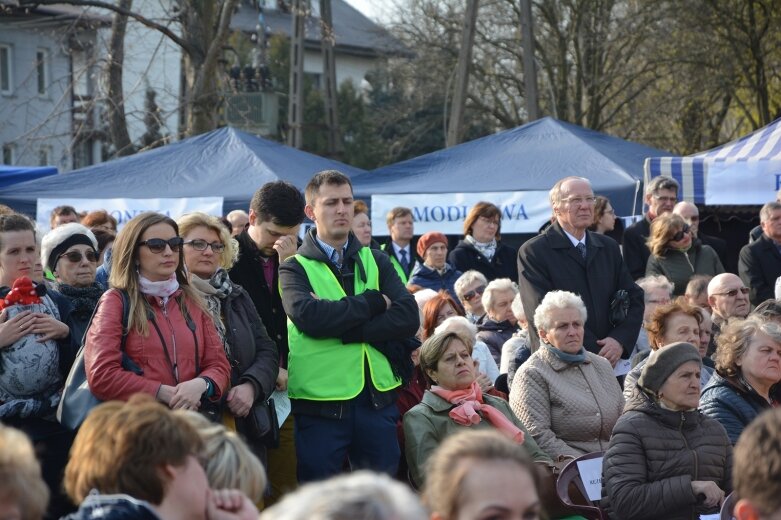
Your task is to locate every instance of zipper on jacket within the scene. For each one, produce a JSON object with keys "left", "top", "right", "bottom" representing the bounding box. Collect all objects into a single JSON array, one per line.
[
  {"left": 160, "top": 299, "right": 180, "bottom": 383},
  {"left": 679, "top": 412, "right": 699, "bottom": 519}
]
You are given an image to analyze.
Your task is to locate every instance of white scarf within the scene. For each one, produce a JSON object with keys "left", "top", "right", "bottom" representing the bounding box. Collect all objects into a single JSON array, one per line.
[
  {"left": 138, "top": 274, "right": 179, "bottom": 300},
  {"left": 465, "top": 235, "right": 497, "bottom": 261}
]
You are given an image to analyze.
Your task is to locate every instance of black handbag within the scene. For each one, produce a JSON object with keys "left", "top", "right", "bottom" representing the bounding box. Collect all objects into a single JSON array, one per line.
[
  {"left": 245, "top": 397, "right": 280, "bottom": 448},
  {"left": 57, "top": 290, "right": 141, "bottom": 430}
]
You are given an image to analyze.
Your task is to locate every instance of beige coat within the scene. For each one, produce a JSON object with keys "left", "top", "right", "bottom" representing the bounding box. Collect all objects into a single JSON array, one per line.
[{"left": 509, "top": 346, "right": 624, "bottom": 459}]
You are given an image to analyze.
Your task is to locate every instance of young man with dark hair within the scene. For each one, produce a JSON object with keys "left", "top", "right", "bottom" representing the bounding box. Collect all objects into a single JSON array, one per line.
[
  {"left": 229, "top": 180, "right": 305, "bottom": 504},
  {"left": 279, "top": 170, "right": 419, "bottom": 482}
]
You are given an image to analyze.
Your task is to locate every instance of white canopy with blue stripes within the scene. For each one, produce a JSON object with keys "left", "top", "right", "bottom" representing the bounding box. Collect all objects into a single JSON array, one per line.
[{"left": 644, "top": 117, "right": 781, "bottom": 204}]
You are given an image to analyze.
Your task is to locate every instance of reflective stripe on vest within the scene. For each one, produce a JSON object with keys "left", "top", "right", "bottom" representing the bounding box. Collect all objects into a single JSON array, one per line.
[{"left": 287, "top": 247, "right": 400, "bottom": 400}]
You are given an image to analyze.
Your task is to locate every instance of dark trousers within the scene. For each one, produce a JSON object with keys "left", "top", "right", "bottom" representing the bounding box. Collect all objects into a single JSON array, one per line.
[{"left": 294, "top": 389, "right": 400, "bottom": 483}]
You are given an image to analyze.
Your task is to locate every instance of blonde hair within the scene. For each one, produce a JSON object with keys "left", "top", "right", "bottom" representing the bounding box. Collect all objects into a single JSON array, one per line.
[
  {"left": 176, "top": 212, "right": 238, "bottom": 269},
  {"left": 647, "top": 213, "right": 688, "bottom": 257},
  {"left": 108, "top": 212, "right": 203, "bottom": 335},
  {"left": 714, "top": 317, "right": 781, "bottom": 378},
  {"left": 419, "top": 331, "right": 474, "bottom": 384},
  {"left": 0, "top": 425, "right": 49, "bottom": 520},
  {"left": 176, "top": 412, "right": 266, "bottom": 503}
]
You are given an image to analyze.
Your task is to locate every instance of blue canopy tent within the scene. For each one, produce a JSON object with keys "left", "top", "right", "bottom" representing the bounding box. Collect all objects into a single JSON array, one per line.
[
  {"left": 353, "top": 117, "right": 672, "bottom": 219},
  {"left": 0, "top": 127, "right": 366, "bottom": 216},
  {"left": 0, "top": 164, "right": 57, "bottom": 189},
  {"left": 644, "top": 117, "right": 781, "bottom": 205}
]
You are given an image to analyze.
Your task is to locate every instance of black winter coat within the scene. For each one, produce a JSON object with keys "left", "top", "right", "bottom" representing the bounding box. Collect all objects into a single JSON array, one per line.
[
  {"left": 699, "top": 371, "right": 780, "bottom": 445},
  {"left": 448, "top": 240, "right": 518, "bottom": 282},
  {"left": 230, "top": 231, "right": 289, "bottom": 368},
  {"left": 602, "top": 389, "right": 732, "bottom": 520},
  {"left": 517, "top": 222, "right": 644, "bottom": 355},
  {"left": 738, "top": 233, "right": 781, "bottom": 306},
  {"left": 476, "top": 318, "right": 518, "bottom": 365},
  {"left": 622, "top": 217, "right": 651, "bottom": 280},
  {"left": 221, "top": 284, "right": 279, "bottom": 401}
]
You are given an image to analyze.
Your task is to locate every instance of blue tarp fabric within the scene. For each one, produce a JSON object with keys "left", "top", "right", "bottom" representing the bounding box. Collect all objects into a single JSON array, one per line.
[
  {"left": 644, "top": 117, "right": 781, "bottom": 204},
  {"left": 0, "top": 127, "right": 366, "bottom": 215},
  {"left": 0, "top": 165, "right": 57, "bottom": 189},
  {"left": 352, "top": 117, "right": 673, "bottom": 216}
]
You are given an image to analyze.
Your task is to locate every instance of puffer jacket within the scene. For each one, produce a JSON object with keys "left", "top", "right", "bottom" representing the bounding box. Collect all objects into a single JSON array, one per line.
[
  {"left": 62, "top": 493, "right": 160, "bottom": 520},
  {"left": 407, "top": 262, "right": 462, "bottom": 303},
  {"left": 85, "top": 289, "right": 230, "bottom": 402},
  {"left": 602, "top": 388, "right": 732, "bottom": 520},
  {"left": 645, "top": 240, "right": 724, "bottom": 296},
  {"left": 477, "top": 318, "right": 518, "bottom": 365},
  {"left": 699, "top": 371, "right": 780, "bottom": 444}
]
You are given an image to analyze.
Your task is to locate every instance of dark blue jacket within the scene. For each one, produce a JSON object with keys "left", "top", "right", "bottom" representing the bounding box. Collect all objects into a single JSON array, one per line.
[
  {"left": 699, "top": 371, "right": 779, "bottom": 445},
  {"left": 408, "top": 263, "right": 462, "bottom": 303}
]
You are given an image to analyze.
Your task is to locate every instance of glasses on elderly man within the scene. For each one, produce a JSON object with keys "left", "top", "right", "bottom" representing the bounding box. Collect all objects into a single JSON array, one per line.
[
  {"left": 712, "top": 287, "right": 749, "bottom": 298},
  {"left": 671, "top": 225, "right": 691, "bottom": 242},
  {"left": 462, "top": 285, "right": 487, "bottom": 303}
]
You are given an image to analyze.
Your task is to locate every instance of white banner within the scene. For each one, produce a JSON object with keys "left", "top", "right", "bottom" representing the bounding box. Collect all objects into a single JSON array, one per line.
[
  {"left": 370, "top": 192, "right": 552, "bottom": 236},
  {"left": 705, "top": 160, "right": 781, "bottom": 205},
  {"left": 36, "top": 197, "right": 224, "bottom": 233}
]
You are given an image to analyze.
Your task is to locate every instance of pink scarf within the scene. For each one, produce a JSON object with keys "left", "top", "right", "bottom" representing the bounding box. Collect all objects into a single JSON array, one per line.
[{"left": 430, "top": 381, "right": 525, "bottom": 443}]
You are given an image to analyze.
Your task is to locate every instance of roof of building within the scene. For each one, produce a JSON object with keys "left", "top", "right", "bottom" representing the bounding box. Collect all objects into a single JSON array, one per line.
[{"left": 230, "top": 0, "right": 408, "bottom": 57}]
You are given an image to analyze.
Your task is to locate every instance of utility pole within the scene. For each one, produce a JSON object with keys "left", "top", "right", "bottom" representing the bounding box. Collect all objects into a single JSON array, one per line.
[
  {"left": 519, "top": 0, "right": 539, "bottom": 121},
  {"left": 287, "top": 0, "right": 305, "bottom": 148},
  {"left": 446, "top": 0, "right": 479, "bottom": 147},
  {"left": 320, "top": 0, "right": 342, "bottom": 157}
]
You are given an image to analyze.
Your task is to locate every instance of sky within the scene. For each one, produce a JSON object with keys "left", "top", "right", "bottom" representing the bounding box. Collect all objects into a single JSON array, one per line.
[{"left": 345, "top": 0, "right": 392, "bottom": 23}]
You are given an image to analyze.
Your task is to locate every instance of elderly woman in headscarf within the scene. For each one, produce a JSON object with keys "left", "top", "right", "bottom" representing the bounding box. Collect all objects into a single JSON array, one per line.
[
  {"left": 509, "top": 290, "right": 624, "bottom": 460},
  {"left": 40, "top": 223, "right": 105, "bottom": 343},
  {"left": 603, "top": 342, "right": 732, "bottom": 520}
]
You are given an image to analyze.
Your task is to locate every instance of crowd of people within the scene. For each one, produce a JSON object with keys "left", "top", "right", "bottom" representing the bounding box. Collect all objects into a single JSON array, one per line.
[{"left": 1, "top": 171, "right": 781, "bottom": 520}]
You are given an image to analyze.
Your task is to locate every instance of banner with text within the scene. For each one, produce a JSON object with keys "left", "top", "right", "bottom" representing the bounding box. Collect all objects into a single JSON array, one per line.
[
  {"left": 371, "top": 192, "right": 551, "bottom": 236},
  {"left": 705, "top": 160, "right": 781, "bottom": 205},
  {"left": 37, "top": 197, "right": 224, "bottom": 233}
]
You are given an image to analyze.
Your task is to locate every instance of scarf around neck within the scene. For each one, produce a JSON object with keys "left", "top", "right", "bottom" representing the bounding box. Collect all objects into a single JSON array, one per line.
[
  {"left": 138, "top": 274, "right": 179, "bottom": 300},
  {"left": 430, "top": 380, "right": 525, "bottom": 443},
  {"left": 208, "top": 268, "right": 234, "bottom": 300},
  {"left": 54, "top": 282, "right": 104, "bottom": 319},
  {"left": 543, "top": 342, "right": 588, "bottom": 365},
  {"left": 465, "top": 234, "right": 497, "bottom": 261}
]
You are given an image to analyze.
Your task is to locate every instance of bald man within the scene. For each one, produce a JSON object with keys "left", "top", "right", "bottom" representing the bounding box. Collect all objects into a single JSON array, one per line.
[
  {"left": 673, "top": 201, "right": 728, "bottom": 271},
  {"left": 706, "top": 273, "right": 750, "bottom": 354}
]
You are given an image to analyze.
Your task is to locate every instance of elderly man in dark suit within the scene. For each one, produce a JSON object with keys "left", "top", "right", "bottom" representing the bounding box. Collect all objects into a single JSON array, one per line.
[
  {"left": 739, "top": 201, "right": 781, "bottom": 306},
  {"left": 518, "top": 176, "right": 644, "bottom": 365}
]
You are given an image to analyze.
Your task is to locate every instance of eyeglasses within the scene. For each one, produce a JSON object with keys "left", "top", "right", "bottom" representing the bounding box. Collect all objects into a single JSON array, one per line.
[
  {"left": 138, "top": 237, "right": 184, "bottom": 253},
  {"left": 478, "top": 216, "right": 500, "bottom": 226},
  {"left": 59, "top": 250, "right": 98, "bottom": 263},
  {"left": 671, "top": 224, "right": 691, "bottom": 242},
  {"left": 462, "top": 285, "right": 486, "bottom": 302},
  {"left": 563, "top": 196, "right": 596, "bottom": 207},
  {"left": 712, "top": 287, "right": 749, "bottom": 298},
  {"left": 184, "top": 239, "right": 225, "bottom": 253}
]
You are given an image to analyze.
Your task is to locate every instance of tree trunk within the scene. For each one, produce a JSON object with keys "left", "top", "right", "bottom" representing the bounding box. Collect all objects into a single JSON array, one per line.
[{"left": 107, "top": 0, "right": 134, "bottom": 156}]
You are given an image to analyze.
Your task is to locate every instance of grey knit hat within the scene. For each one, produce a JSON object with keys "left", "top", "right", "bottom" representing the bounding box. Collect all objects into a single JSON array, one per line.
[{"left": 638, "top": 342, "right": 702, "bottom": 394}]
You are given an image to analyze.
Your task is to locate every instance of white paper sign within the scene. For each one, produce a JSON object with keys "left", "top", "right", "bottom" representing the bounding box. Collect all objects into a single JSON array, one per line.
[
  {"left": 705, "top": 160, "right": 781, "bottom": 205},
  {"left": 36, "top": 197, "right": 224, "bottom": 233},
  {"left": 613, "top": 359, "right": 632, "bottom": 377},
  {"left": 576, "top": 456, "right": 604, "bottom": 502},
  {"left": 370, "top": 191, "right": 552, "bottom": 236},
  {"left": 271, "top": 389, "right": 291, "bottom": 427}
]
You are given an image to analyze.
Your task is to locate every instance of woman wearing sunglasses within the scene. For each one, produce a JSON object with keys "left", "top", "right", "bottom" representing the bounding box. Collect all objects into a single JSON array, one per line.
[
  {"left": 84, "top": 212, "right": 230, "bottom": 415},
  {"left": 645, "top": 213, "right": 724, "bottom": 296},
  {"left": 177, "top": 212, "right": 278, "bottom": 454},
  {"left": 41, "top": 223, "right": 105, "bottom": 344}
]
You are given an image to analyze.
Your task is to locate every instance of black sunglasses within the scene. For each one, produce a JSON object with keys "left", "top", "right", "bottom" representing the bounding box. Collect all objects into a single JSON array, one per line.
[
  {"left": 59, "top": 250, "right": 98, "bottom": 263},
  {"left": 713, "top": 287, "right": 749, "bottom": 298},
  {"left": 671, "top": 224, "right": 691, "bottom": 242},
  {"left": 138, "top": 237, "right": 184, "bottom": 253},
  {"left": 184, "top": 239, "right": 225, "bottom": 253},
  {"left": 462, "top": 285, "right": 487, "bottom": 302}
]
